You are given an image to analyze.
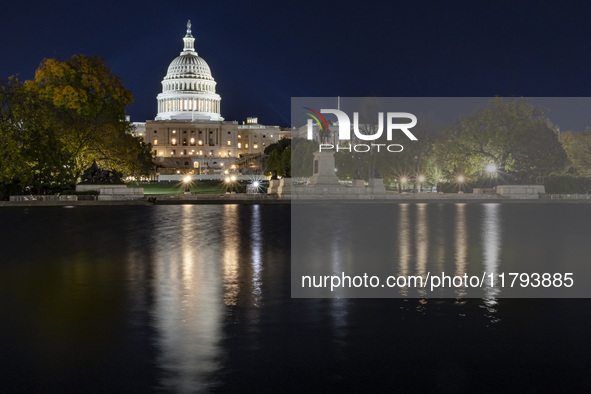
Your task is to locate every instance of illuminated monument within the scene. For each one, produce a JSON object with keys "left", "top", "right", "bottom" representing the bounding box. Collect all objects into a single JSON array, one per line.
[
  {"left": 131, "top": 21, "right": 289, "bottom": 177},
  {"left": 155, "top": 21, "right": 222, "bottom": 121}
]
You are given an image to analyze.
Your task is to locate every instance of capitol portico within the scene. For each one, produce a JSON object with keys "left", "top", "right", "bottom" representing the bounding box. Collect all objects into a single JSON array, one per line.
[{"left": 132, "top": 21, "right": 289, "bottom": 177}]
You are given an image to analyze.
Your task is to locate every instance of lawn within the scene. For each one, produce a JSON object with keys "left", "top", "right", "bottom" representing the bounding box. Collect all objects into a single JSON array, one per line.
[{"left": 127, "top": 181, "right": 232, "bottom": 194}]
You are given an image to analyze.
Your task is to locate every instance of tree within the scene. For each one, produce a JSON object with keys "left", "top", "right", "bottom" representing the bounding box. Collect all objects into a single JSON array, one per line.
[
  {"left": 0, "top": 77, "right": 75, "bottom": 196},
  {"left": 434, "top": 98, "right": 550, "bottom": 183},
  {"left": 264, "top": 137, "right": 293, "bottom": 176},
  {"left": 264, "top": 137, "right": 290, "bottom": 156},
  {"left": 291, "top": 137, "right": 317, "bottom": 177},
  {"left": 0, "top": 55, "right": 153, "bottom": 199},
  {"left": 513, "top": 122, "right": 567, "bottom": 180},
  {"left": 0, "top": 78, "right": 34, "bottom": 189},
  {"left": 265, "top": 149, "right": 282, "bottom": 176},
  {"left": 25, "top": 55, "right": 152, "bottom": 178},
  {"left": 559, "top": 131, "right": 591, "bottom": 178},
  {"left": 333, "top": 106, "right": 437, "bottom": 189}
]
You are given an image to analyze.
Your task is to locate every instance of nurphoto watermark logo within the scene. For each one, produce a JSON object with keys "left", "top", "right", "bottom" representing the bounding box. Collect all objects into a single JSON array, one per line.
[{"left": 304, "top": 107, "right": 418, "bottom": 153}]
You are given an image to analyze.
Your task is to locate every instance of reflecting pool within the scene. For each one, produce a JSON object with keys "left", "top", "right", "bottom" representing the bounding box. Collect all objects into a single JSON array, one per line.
[{"left": 0, "top": 204, "right": 590, "bottom": 392}]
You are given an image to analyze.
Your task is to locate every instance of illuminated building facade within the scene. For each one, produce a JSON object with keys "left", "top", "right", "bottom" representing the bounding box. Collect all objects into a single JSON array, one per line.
[{"left": 131, "top": 21, "right": 289, "bottom": 176}]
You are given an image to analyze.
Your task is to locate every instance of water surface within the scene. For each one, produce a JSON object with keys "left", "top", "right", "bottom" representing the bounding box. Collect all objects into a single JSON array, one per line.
[{"left": 0, "top": 204, "right": 590, "bottom": 392}]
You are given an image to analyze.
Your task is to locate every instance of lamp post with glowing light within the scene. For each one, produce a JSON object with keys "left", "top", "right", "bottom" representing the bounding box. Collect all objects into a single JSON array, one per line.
[
  {"left": 183, "top": 175, "right": 192, "bottom": 194},
  {"left": 417, "top": 175, "right": 425, "bottom": 192},
  {"left": 401, "top": 177, "right": 408, "bottom": 191},
  {"left": 457, "top": 175, "right": 465, "bottom": 193},
  {"left": 485, "top": 163, "right": 497, "bottom": 187},
  {"left": 225, "top": 175, "right": 237, "bottom": 193}
]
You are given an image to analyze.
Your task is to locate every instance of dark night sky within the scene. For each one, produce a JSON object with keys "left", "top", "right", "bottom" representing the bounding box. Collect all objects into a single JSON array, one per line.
[{"left": 2, "top": 0, "right": 591, "bottom": 129}]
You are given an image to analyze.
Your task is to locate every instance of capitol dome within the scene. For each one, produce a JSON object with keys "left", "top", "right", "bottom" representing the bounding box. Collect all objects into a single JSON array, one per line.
[
  {"left": 165, "top": 55, "right": 213, "bottom": 80},
  {"left": 155, "top": 21, "right": 223, "bottom": 121}
]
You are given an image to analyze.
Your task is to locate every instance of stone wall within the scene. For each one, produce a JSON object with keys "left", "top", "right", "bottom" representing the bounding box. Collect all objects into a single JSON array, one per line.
[
  {"left": 75, "top": 184, "right": 144, "bottom": 200},
  {"left": 496, "top": 185, "right": 545, "bottom": 196}
]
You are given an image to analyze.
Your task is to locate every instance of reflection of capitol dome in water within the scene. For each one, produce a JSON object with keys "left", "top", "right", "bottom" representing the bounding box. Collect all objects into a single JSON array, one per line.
[{"left": 155, "top": 20, "right": 223, "bottom": 121}]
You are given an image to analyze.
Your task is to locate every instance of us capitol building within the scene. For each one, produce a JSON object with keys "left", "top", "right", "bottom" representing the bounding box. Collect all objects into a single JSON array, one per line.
[{"left": 131, "top": 21, "right": 289, "bottom": 178}]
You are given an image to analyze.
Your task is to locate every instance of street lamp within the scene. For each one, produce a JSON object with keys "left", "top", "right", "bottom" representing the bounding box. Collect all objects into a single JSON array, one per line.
[
  {"left": 225, "top": 176, "right": 237, "bottom": 193},
  {"left": 457, "top": 175, "right": 465, "bottom": 193},
  {"left": 400, "top": 177, "right": 408, "bottom": 192},
  {"left": 183, "top": 175, "right": 191, "bottom": 194},
  {"left": 418, "top": 175, "right": 425, "bottom": 192}
]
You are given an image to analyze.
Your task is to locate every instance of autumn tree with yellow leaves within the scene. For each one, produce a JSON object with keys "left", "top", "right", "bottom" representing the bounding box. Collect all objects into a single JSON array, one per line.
[{"left": 0, "top": 55, "right": 152, "bottom": 198}]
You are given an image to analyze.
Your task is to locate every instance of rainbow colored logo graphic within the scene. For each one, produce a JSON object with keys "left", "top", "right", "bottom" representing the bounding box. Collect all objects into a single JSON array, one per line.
[{"left": 303, "top": 107, "right": 329, "bottom": 132}]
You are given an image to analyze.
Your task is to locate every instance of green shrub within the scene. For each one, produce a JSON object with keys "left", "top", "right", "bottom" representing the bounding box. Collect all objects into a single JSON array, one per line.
[
  {"left": 437, "top": 182, "right": 474, "bottom": 193},
  {"left": 544, "top": 176, "right": 591, "bottom": 194}
]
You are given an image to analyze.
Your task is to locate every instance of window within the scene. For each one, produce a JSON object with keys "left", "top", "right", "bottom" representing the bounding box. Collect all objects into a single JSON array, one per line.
[
  {"left": 172, "top": 150, "right": 176, "bottom": 155},
  {"left": 263, "top": 135, "right": 266, "bottom": 138},
  {"left": 227, "top": 140, "right": 231, "bottom": 146},
  {"left": 154, "top": 130, "right": 157, "bottom": 134},
  {"left": 190, "top": 138, "right": 195, "bottom": 145},
  {"left": 172, "top": 138, "right": 177, "bottom": 145},
  {"left": 254, "top": 144, "right": 258, "bottom": 149},
  {"left": 198, "top": 140, "right": 203, "bottom": 146},
  {"left": 245, "top": 143, "right": 249, "bottom": 149},
  {"left": 183, "top": 150, "right": 187, "bottom": 156},
  {"left": 182, "top": 138, "right": 187, "bottom": 146},
  {"left": 154, "top": 139, "right": 158, "bottom": 145},
  {"left": 238, "top": 143, "right": 241, "bottom": 149},
  {"left": 172, "top": 130, "right": 176, "bottom": 134},
  {"left": 183, "top": 130, "right": 186, "bottom": 134},
  {"left": 184, "top": 161, "right": 189, "bottom": 166},
  {"left": 153, "top": 150, "right": 157, "bottom": 156},
  {"left": 228, "top": 131, "right": 231, "bottom": 134},
  {"left": 194, "top": 162, "right": 199, "bottom": 168}
]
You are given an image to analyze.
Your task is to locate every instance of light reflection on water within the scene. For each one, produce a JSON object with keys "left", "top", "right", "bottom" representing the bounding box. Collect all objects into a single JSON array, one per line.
[
  {"left": 397, "top": 203, "right": 410, "bottom": 297},
  {"left": 454, "top": 203, "right": 468, "bottom": 300},
  {"left": 413, "top": 205, "right": 425, "bottom": 300},
  {"left": 144, "top": 204, "right": 273, "bottom": 391},
  {"left": 293, "top": 203, "right": 509, "bottom": 301},
  {"left": 151, "top": 205, "right": 225, "bottom": 392},
  {"left": 2, "top": 204, "right": 591, "bottom": 392},
  {"left": 250, "top": 205, "right": 263, "bottom": 307},
  {"left": 482, "top": 203, "right": 501, "bottom": 321}
]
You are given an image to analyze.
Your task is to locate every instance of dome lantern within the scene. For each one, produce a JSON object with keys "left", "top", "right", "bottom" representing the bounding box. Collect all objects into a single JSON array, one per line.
[{"left": 182, "top": 20, "right": 195, "bottom": 54}]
